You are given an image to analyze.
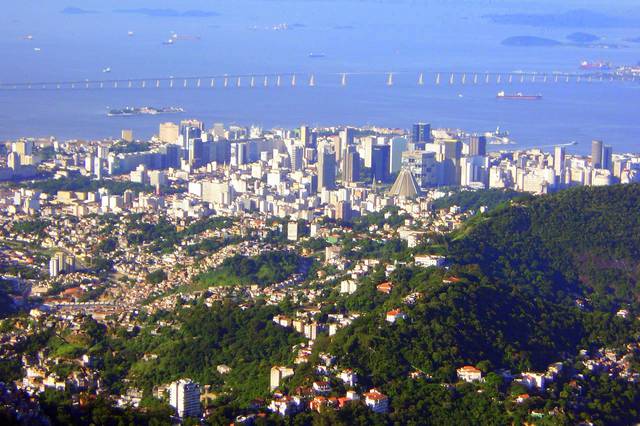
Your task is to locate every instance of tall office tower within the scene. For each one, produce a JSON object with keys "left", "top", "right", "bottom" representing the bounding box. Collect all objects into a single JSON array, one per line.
[
  {"left": 7, "top": 152, "right": 21, "bottom": 170},
  {"left": 188, "top": 138, "right": 204, "bottom": 167},
  {"left": 591, "top": 140, "right": 603, "bottom": 169},
  {"left": 318, "top": 148, "right": 337, "bottom": 192},
  {"left": 169, "top": 379, "right": 201, "bottom": 419},
  {"left": 335, "top": 201, "right": 352, "bottom": 222},
  {"left": 231, "top": 142, "right": 248, "bottom": 166},
  {"left": 554, "top": 146, "right": 566, "bottom": 177},
  {"left": 300, "top": 125, "right": 312, "bottom": 147},
  {"left": 389, "top": 137, "right": 408, "bottom": 174},
  {"left": 181, "top": 126, "right": 203, "bottom": 149},
  {"left": 121, "top": 129, "right": 133, "bottom": 143},
  {"left": 362, "top": 136, "right": 375, "bottom": 168},
  {"left": 602, "top": 145, "right": 613, "bottom": 171},
  {"left": 371, "top": 144, "right": 391, "bottom": 183},
  {"left": 343, "top": 147, "right": 361, "bottom": 184},
  {"left": 401, "top": 151, "right": 437, "bottom": 188},
  {"left": 159, "top": 122, "right": 180, "bottom": 143},
  {"left": 340, "top": 127, "right": 356, "bottom": 147},
  {"left": 12, "top": 140, "right": 33, "bottom": 158},
  {"left": 49, "top": 252, "right": 75, "bottom": 278},
  {"left": 180, "top": 119, "right": 205, "bottom": 133},
  {"left": 469, "top": 135, "right": 487, "bottom": 157},
  {"left": 97, "top": 145, "right": 110, "bottom": 159},
  {"left": 161, "top": 144, "right": 182, "bottom": 169},
  {"left": 412, "top": 123, "right": 431, "bottom": 144},
  {"left": 85, "top": 154, "right": 95, "bottom": 174},
  {"left": 438, "top": 139, "right": 462, "bottom": 186},
  {"left": 290, "top": 145, "right": 304, "bottom": 171},
  {"left": 212, "top": 123, "right": 226, "bottom": 139},
  {"left": 336, "top": 127, "right": 355, "bottom": 164}
]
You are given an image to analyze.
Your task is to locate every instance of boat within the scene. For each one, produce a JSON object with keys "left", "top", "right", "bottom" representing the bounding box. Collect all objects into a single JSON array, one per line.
[
  {"left": 127, "top": 31, "right": 134, "bottom": 37},
  {"left": 580, "top": 60, "right": 611, "bottom": 70},
  {"left": 162, "top": 39, "right": 174, "bottom": 45},
  {"left": 308, "top": 53, "right": 326, "bottom": 58},
  {"left": 24, "top": 35, "right": 33, "bottom": 40},
  {"left": 497, "top": 91, "right": 542, "bottom": 100},
  {"left": 102, "top": 67, "right": 111, "bottom": 73},
  {"left": 33, "top": 47, "right": 41, "bottom": 52}
]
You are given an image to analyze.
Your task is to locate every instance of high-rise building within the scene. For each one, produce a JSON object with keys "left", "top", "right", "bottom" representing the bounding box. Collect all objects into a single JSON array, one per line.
[
  {"left": 469, "top": 135, "right": 487, "bottom": 157},
  {"left": 591, "top": 140, "right": 603, "bottom": 169},
  {"left": 300, "top": 125, "right": 315, "bottom": 147},
  {"left": 340, "top": 127, "right": 355, "bottom": 147},
  {"left": 7, "top": 152, "right": 20, "bottom": 170},
  {"left": 335, "top": 201, "right": 352, "bottom": 222},
  {"left": 437, "top": 139, "right": 462, "bottom": 185},
  {"left": 188, "top": 138, "right": 204, "bottom": 167},
  {"left": 49, "top": 252, "right": 75, "bottom": 278},
  {"left": 460, "top": 156, "right": 489, "bottom": 187},
  {"left": 12, "top": 140, "right": 33, "bottom": 158},
  {"left": 121, "top": 129, "right": 133, "bottom": 143},
  {"left": 371, "top": 145, "right": 391, "bottom": 183},
  {"left": 401, "top": 151, "right": 437, "bottom": 188},
  {"left": 343, "top": 147, "right": 361, "bottom": 184},
  {"left": 180, "top": 119, "right": 205, "bottom": 133},
  {"left": 287, "top": 221, "right": 300, "bottom": 241},
  {"left": 169, "top": 379, "right": 201, "bottom": 419},
  {"left": 362, "top": 136, "right": 375, "bottom": 168},
  {"left": 181, "top": 127, "right": 202, "bottom": 149},
  {"left": 389, "top": 137, "right": 408, "bottom": 174},
  {"left": 412, "top": 123, "right": 431, "bottom": 144},
  {"left": 602, "top": 145, "right": 613, "bottom": 171},
  {"left": 336, "top": 128, "right": 355, "bottom": 165},
  {"left": 290, "top": 145, "right": 304, "bottom": 171},
  {"left": 554, "top": 146, "right": 565, "bottom": 177},
  {"left": 270, "top": 366, "right": 295, "bottom": 390},
  {"left": 159, "top": 122, "right": 180, "bottom": 143},
  {"left": 318, "top": 148, "right": 336, "bottom": 191},
  {"left": 161, "top": 144, "right": 182, "bottom": 169},
  {"left": 212, "top": 123, "right": 226, "bottom": 139}
]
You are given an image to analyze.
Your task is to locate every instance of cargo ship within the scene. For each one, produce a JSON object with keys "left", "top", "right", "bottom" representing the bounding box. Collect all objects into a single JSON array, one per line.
[
  {"left": 580, "top": 60, "right": 611, "bottom": 70},
  {"left": 497, "top": 91, "right": 542, "bottom": 100}
]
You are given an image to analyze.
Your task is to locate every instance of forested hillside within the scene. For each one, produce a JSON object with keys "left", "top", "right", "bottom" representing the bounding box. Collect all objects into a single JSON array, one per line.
[{"left": 325, "top": 185, "right": 640, "bottom": 424}]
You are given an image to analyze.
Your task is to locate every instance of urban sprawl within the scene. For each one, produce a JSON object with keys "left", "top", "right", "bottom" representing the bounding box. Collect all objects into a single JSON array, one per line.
[{"left": 1, "top": 120, "right": 639, "bottom": 423}]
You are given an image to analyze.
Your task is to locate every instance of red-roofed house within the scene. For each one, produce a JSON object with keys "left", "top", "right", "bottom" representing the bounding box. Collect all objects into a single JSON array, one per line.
[
  {"left": 386, "top": 309, "right": 407, "bottom": 323},
  {"left": 376, "top": 282, "right": 393, "bottom": 294},
  {"left": 456, "top": 366, "right": 482, "bottom": 383},
  {"left": 363, "top": 389, "right": 389, "bottom": 413}
]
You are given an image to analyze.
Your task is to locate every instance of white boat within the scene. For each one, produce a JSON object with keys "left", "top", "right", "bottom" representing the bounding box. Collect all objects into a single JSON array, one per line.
[
  {"left": 102, "top": 67, "right": 111, "bottom": 73},
  {"left": 33, "top": 47, "right": 41, "bottom": 52},
  {"left": 127, "top": 31, "right": 134, "bottom": 37}
]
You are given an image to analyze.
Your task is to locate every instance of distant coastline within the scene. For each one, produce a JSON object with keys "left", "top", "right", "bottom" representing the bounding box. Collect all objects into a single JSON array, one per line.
[{"left": 502, "top": 36, "right": 562, "bottom": 47}]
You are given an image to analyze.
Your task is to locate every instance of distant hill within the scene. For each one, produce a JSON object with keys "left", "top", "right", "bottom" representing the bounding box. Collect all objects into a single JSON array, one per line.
[
  {"left": 486, "top": 9, "right": 640, "bottom": 28},
  {"left": 567, "top": 32, "right": 601, "bottom": 43},
  {"left": 502, "top": 36, "right": 563, "bottom": 47}
]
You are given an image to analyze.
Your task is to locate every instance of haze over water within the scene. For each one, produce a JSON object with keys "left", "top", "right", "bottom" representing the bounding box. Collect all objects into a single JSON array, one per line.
[{"left": 1, "top": 0, "right": 639, "bottom": 154}]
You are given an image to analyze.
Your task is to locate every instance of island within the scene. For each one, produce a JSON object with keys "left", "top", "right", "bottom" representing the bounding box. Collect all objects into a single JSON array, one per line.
[{"left": 107, "top": 106, "right": 184, "bottom": 117}]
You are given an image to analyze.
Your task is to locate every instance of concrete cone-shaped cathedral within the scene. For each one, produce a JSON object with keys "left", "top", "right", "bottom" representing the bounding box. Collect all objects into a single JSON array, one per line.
[{"left": 388, "top": 168, "right": 421, "bottom": 199}]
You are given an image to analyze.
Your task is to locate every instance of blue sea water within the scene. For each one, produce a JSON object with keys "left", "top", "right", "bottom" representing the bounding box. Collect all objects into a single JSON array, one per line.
[{"left": 0, "top": 0, "right": 639, "bottom": 155}]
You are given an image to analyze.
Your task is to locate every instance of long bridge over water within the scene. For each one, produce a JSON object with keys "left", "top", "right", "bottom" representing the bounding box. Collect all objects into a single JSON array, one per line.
[{"left": 0, "top": 70, "right": 636, "bottom": 91}]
